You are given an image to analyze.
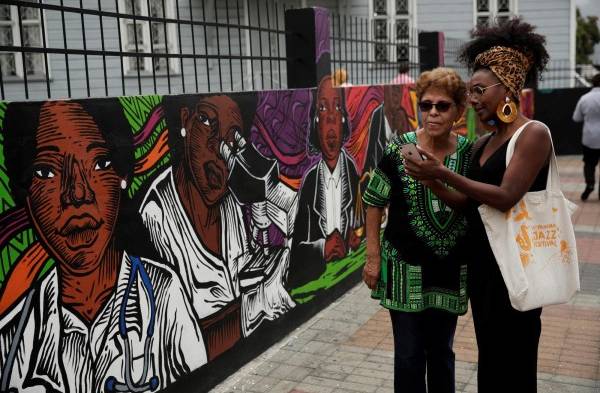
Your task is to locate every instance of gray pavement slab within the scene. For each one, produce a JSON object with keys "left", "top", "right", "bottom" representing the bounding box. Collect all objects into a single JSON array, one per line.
[{"left": 212, "top": 156, "right": 600, "bottom": 393}]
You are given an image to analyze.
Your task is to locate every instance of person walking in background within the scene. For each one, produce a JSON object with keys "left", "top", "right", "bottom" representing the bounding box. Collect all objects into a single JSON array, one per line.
[
  {"left": 391, "top": 62, "right": 415, "bottom": 85},
  {"left": 403, "top": 18, "right": 551, "bottom": 393},
  {"left": 573, "top": 73, "right": 600, "bottom": 201},
  {"left": 362, "top": 67, "right": 471, "bottom": 393}
]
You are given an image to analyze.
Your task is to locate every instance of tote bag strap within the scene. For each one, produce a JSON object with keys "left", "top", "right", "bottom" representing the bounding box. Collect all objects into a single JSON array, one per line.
[{"left": 505, "top": 120, "right": 560, "bottom": 192}]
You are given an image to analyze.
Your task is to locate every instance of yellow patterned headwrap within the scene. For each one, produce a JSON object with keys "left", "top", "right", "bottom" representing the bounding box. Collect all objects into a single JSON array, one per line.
[{"left": 474, "top": 46, "right": 533, "bottom": 99}]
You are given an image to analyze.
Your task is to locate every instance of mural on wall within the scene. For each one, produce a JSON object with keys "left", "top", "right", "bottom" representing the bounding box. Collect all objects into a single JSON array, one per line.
[
  {"left": 361, "top": 84, "right": 418, "bottom": 175},
  {"left": 140, "top": 93, "right": 296, "bottom": 362},
  {"left": 288, "top": 75, "right": 362, "bottom": 291},
  {"left": 0, "top": 99, "right": 205, "bottom": 393},
  {"left": 0, "top": 81, "right": 419, "bottom": 391}
]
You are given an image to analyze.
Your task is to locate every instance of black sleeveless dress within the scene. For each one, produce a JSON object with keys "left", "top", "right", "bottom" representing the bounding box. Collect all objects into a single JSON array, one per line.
[{"left": 466, "top": 133, "right": 549, "bottom": 393}]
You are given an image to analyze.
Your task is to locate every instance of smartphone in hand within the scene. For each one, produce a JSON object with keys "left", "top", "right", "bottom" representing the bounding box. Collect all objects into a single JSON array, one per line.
[{"left": 399, "top": 143, "right": 424, "bottom": 161}]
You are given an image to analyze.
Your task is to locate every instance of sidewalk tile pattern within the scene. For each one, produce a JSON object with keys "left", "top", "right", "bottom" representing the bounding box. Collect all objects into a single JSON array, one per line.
[{"left": 213, "top": 156, "right": 600, "bottom": 393}]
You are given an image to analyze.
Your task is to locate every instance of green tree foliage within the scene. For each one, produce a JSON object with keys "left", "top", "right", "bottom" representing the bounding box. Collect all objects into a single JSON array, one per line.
[{"left": 576, "top": 7, "right": 600, "bottom": 64}]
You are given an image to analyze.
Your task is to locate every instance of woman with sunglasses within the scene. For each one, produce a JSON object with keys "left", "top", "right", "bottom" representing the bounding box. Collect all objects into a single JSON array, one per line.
[
  {"left": 404, "top": 19, "right": 550, "bottom": 393},
  {"left": 362, "top": 67, "right": 471, "bottom": 393}
]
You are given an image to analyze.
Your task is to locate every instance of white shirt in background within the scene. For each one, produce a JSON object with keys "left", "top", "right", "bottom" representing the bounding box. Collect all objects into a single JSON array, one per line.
[{"left": 573, "top": 87, "right": 600, "bottom": 149}]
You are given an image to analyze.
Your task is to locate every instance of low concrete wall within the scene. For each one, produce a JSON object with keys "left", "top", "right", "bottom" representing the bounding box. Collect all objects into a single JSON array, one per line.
[{"left": 0, "top": 82, "right": 420, "bottom": 392}]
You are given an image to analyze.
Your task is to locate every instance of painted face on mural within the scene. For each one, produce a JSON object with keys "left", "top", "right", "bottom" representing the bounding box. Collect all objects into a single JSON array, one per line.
[
  {"left": 316, "top": 76, "right": 344, "bottom": 164},
  {"left": 181, "top": 95, "right": 241, "bottom": 206},
  {"left": 27, "top": 101, "right": 121, "bottom": 274},
  {"left": 383, "top": 85, "right": 410, "bottom": 134}
]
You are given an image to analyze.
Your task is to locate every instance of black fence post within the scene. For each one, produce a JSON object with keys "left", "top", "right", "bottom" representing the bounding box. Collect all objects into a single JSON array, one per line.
[
  {"left": 284, "top": 7, "right": 331, "bottom": 88},
  {"left": 418, "top": 31, "right": 445, "bottom": 72}
]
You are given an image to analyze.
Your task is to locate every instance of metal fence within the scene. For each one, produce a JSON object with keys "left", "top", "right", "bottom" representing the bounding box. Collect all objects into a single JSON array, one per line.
[
  {"left": 329, "top": 20, "right": 474, "bottom": 87},
  {"left": 538, "top": 60, "right": 594, "bottom": 89},
  {"left": 330, "top": 14, "right": 420, "bottom": 86},
  {"left": 3, "top": 1, "right": 586, "bottom": 102},
  {"left": 443, "top": 38, "right": 590, "bottom": 90},
  {"left": 0, "top": 0, "right": 299, "bottom": 101},
  {"left": 443, "top": 36, "right": 469, "bottom": 81},
  {"left": 442, "top": 39, "right": 587, "bottom": 90}
]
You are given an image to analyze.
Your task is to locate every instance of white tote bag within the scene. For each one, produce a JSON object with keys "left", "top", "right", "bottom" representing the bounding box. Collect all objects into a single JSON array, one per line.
[{"left": 478, "top": 120, "right": 580, "bottom": 311}]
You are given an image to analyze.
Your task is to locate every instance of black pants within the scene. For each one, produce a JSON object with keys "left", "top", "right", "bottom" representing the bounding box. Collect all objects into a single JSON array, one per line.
[
  {"left": 582, "top": 145, "right": 600, "bottom": 188},
  {"left": 469, "top": 263, "right": 542, "bottom": 393},
  {"left": 389, "top": 308, "right": 458, "bottom": 393}
]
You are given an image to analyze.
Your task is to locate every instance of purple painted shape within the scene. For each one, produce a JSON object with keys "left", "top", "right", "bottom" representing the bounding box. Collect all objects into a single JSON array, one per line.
[
  {"left": 242, "top": 206, "right": 285, "bottom": 247},
  {"left": 314, "top": 7, "right": 330, "bottom": 64},
  {"left": 250, "top": 90, "right": 319, "bottom": 179},
  {"left": 267, "top": 225, "right": 285, "bottom": 247},
  {"left": 133, "top": 106, "right": 164, "bottom": 146}
]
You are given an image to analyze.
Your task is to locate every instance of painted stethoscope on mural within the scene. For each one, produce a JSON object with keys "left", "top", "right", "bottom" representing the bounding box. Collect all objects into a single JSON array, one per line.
[{"left": 0, "top": 256, "right": 159, "bottom": 393}]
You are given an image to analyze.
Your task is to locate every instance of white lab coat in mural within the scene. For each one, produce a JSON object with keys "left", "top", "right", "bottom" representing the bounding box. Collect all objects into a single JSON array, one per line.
[
  {"left": 140, "top": 167, "right": 293, "bottom": 336},
  {"left": 0, "top": 253, "right": 206, "bottom": 393}
]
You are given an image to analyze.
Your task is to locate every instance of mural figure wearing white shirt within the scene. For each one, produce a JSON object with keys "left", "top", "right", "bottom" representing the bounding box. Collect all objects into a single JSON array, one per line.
[
  {"left": 289, "top": 76, "right": 362, "bottom": 289},
  {"left": 0, "top": 100, "right": 206, "bottom": 393},
  {"left": 140, "top": 95, "right": 294, "bottom": 360}
]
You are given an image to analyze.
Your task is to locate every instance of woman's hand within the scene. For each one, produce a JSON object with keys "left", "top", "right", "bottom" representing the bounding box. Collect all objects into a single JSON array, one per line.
[
  {"left": 403, "top": 146, "right": 444, "bottom": 181},
  {"left": 362, "top": 254, "right": 381, "bottom": 290}
]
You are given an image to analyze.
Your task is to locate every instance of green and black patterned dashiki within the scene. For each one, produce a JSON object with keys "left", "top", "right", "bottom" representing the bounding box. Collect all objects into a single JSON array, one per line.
[{"left": 363, "top": 131, "right": 472, "bottom": 314}]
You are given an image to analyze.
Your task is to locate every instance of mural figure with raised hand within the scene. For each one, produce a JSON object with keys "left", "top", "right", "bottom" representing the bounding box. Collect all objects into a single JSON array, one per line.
[
  {"left": 288, "top": 76, "right": 362, "bottom": 289},
  {"left": 0, "top": 100, "right": 206, "bottom": 393},
  {"left": 140, "top": 95, "right": 294, "bottom": 360}
]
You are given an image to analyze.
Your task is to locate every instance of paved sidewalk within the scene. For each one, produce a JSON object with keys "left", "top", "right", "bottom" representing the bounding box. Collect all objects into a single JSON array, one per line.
[{"left": 213, "top": 156, "right": 600, "bottom": 393}]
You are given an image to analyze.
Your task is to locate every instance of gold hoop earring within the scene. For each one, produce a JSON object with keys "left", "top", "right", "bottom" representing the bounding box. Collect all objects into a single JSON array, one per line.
[{"left": 496, "top": 96, "right": 518, "bottom": 123}]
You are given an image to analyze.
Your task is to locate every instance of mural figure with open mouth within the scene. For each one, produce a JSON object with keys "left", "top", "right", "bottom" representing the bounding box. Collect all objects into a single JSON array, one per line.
[{"left": 140, "top": 94, "right": 294, "bottom": 361}]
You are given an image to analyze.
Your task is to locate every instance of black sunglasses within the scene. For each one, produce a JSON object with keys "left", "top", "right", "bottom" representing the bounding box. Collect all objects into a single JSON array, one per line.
[{"left": 418, "top": 101, "right": 454, "bottom": 113}]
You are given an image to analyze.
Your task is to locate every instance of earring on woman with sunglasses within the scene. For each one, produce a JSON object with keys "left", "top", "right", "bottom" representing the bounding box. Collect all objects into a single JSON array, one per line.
[{"left": 496, "top": 96, "right": 518, "bottom": 123}]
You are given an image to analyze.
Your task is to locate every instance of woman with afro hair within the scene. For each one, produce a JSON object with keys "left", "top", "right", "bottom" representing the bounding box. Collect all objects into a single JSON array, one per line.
[{"left": 403, "top": 18, "right": 551, "bottom": 392}]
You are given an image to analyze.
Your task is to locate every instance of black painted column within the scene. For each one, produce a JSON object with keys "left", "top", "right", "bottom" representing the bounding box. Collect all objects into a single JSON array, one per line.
[
  {"left": 285, "top": 7, "right": 331, "bottom": 89},
  {"left": 418, "top": 31, "right": 445, "bottom": 72}
]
